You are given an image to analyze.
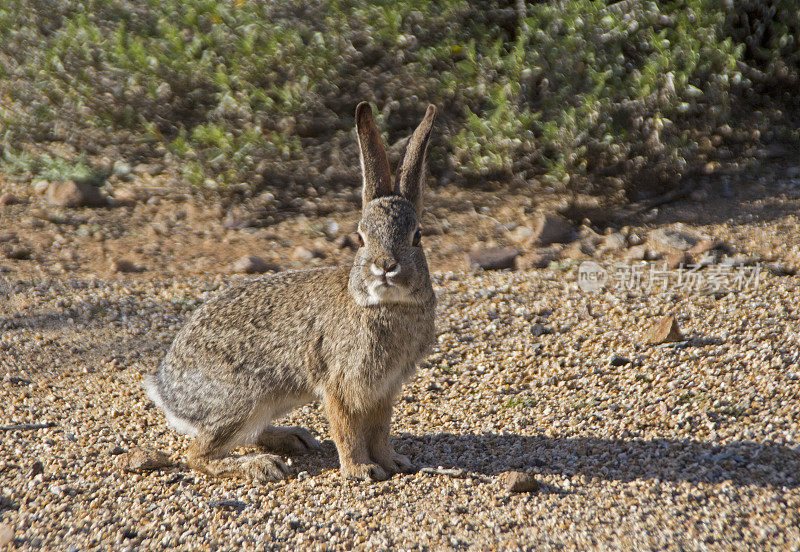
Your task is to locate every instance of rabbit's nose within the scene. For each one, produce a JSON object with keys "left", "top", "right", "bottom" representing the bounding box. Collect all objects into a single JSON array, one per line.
[
  {"left": 383, "top": 261, "right": 399, "bottom": 274},
  {"left": 372, "top": 258, "right": 399, "bottom": 276}
]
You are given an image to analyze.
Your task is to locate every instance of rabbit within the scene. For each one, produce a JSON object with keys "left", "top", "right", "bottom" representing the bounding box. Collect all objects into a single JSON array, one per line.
[{"left": 144, "top": 101, "right": 437, "bottom": 482}]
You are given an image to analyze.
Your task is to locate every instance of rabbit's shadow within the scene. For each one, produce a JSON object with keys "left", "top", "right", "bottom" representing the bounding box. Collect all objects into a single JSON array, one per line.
[{"left": 291, "top": 432, "right": 799, "bottom": 489}]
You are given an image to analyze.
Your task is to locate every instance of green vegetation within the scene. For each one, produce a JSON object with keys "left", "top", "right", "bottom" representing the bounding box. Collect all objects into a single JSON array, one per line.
[{"left": 1, "top": 1, "right": 798, "bottom": 202}]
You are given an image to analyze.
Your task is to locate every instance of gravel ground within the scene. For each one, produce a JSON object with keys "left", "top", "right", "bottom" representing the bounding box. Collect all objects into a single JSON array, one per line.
[{"left": 2, "top": 263, "right": 799, "bottom": 551}]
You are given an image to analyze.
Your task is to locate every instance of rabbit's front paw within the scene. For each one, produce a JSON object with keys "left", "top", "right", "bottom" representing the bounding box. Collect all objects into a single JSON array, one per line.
[
  {"left": 240, "top": 453, "right": 290, "bottom": 482},
  {"left": 375, "top": 451, "right": 416, "bottom": 474},
  {"left": 341, "top": 462, "right": 388, "bottom": 482}
]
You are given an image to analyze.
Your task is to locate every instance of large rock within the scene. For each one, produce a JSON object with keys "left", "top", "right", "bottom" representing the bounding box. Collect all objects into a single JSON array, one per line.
[
  {"left": 688, "top": 239, "right": 734, "bottom": 256},
  {"left": 624, "top": 245, "right": 649, "bottom": 261},
  {"left": 647, "top": 225, "right": 703, "bottom": 252},
  {"left": 231, "top": 255, "right": 277, "bottom": 274},
  {"left": 498, "top": 471, "right": 540, "bottom": 493},
  {"left": 0, "top": 192, "right": 22, "bottom": 206},
  {"left": 46, "top": 180, "right": 108, "bottom": 208},
  {"left": 600, "top": 232, "right": 626, "bottom": 252},
  {"left": 2, "top": 245, "right": 31, "bottom": 260},
  {"left": 334, "top": 233, "right": 360, "bottom": 251},
  {"left": 529, "top": 213, "right": 574, "bottom": 246},
  {"left": 118, "top": 448, "right": 174, "bottom": 472},
  {"left": 292, "top": 246, "right": 324, "bottom": 261},
  {"left": 111, "top": 258, "right": 142, "bottom": 273},
  {"left": 467, "top": 247, "right": 520, "bottom": 270},
  {"left": 664, "top": 252, "right": 691, "bottom": 270},
  {"left": 643, "top": 314, "right": 684, "bottom": 344},
  {"left": 515, "top": 247, "right": 560, "bottom": 270},
  {"left": 0, "top": 523, "right": 12, "bottom": 547}
]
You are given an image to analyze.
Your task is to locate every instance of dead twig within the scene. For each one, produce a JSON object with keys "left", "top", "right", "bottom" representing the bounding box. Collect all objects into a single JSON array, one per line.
[{"left": 0, "top": 422, "right": 55, "bottom": 431}]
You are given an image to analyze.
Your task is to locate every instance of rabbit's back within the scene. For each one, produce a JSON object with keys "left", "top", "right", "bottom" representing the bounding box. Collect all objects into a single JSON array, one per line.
[{"left": 164, "top": 267, "right": 350, "bottom": 384}]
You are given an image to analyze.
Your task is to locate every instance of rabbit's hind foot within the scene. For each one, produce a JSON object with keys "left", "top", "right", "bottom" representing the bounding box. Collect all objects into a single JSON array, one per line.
[
  {"left": 187, "top": 436, "right": 289, "bottom": 482},
  {"left": 256, "top": 426, "right": 321, "bottom": 455},
  {"left": 188, "top": 452, "right": 289, "bottom": 482}
]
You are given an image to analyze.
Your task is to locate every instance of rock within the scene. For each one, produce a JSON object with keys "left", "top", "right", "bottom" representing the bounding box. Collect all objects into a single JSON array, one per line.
[
  {"left": 112, "top": 160, "right": 132, "bottom": 178},
  {"left": 766, "top": 263, "right": 796, "bottom": 276},
  {"left": 292, "top": 246, "right": 324, "bottom": 261},
  {"left": 530, "top": 213, "right": 574, "bottom": 246},
  {"left": 577, "top": 225, "right": 604, "bottom": 248},
  {"left": 46, "top": 180, "right": 108, "bottom": 208},
  {"left": 107, "top": 445, "right": 126, "bottom": 456},
  {"left": 467, "top": 247, "right": 520, "bottom": 271},
  {"left": 720, "top": 254, "right": 761, "bottom": 268},
  {"left": 624, "top": 245, "right": 649, "bottom": 261},
  {"left": 33, "top": 180, "right": 50, "bottom": 195},
  {"left": 113, "top": 188, "right": 139, "bottom": 204},
  {"left": 0, "top": 192, "right": 21, "bottom": 206},
  {"left": 557, "top": 195, "right": 610, "bottom": 225},
  {"left": 111, "top": 258, "right": 141, "bottom": 273},
  {"left": 209, "top": 499, "right": 248, "bottom": 511},
  {"left": 3, "top": 245, "right": 31, "bottom": 260},
  {"left": 688, "top": 239, "right": 733, "bottom": 256},
  {"left": 643, "top": 314, "right": 684, "bottom": 344},
  {"left": 222, "top": 213, "right": 252, "bottom": 230},
  {"left": 664, "top": 252, "right": 690, "bottom": 270},
  {"left": 118, "top": 448, "right": 174, "bottom": 472},
  {"left": 627, "top": 232, "right": 644, "bottom": 246},
  {"left": 529, "top": 323, "right": 551, "bottom": 337},
  {"left": 29, "top": 460, "right": 44, "bottom": 478},
  {"left": 600, "top": 232, "right": 626, "bottom": 252},
  {"left": 562, "top": 240, "right": 594, "bottom": 260},
  {"left": 510, "top": 225, "right": 533, "bottom": 243},
  {"left": 607, "top": 354, "right": 631, "bottom": 366},
  {"left": 231, "top": 255, "right": 276, "bottom": 274},
  {"left": 648, "top": 226, "right": 701, "bottom": 252},
  {"left": 133, "top": 163, "right": 163, "bottom": 176},
  {"left": 498, "top": 471, "right": 539, "bottom": 493},
  {"left": 515, "top": 248, "right": 559, "bottom": 270},
  {"left": 323, "top": 219, "right": 339, "bottom": 238},
  {"left": 0, "top": 523, "right": 12, "bottom": 547},
  {"left": 334, "top": 233, "right": 360, "bottom": 251}
]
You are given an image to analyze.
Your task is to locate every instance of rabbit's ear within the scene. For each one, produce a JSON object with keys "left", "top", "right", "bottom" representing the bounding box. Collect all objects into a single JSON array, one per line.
[
  {"left": 395, "top": 105, "right": 436, "bottom": 213},
  {"left": 355, "top": 102, "right": 392, "bottom": 208}
]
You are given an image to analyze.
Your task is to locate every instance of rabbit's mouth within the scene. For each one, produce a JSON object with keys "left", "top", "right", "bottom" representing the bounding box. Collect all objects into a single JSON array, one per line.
[{"left": 365, "top": 278, "right": 415, "bottom": 304}]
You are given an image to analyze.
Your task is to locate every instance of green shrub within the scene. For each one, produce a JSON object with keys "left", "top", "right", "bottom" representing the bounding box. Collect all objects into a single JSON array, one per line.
[{"left": 0, "top": 0, "right": 797, "bottom": 202}]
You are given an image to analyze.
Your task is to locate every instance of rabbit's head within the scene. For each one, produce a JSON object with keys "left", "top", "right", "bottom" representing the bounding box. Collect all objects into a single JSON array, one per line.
[{"left": 349, "top": 102, "right": 436, "bottom": 307}]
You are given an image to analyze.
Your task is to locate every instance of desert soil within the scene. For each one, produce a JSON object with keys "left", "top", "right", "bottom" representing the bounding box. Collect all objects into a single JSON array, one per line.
[{"left": 1, "top": 159, "right": 800, "bottom": 551}]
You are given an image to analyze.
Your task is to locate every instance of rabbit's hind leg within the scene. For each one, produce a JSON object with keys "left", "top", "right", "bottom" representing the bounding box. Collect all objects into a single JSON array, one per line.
[
  {"left": 256, "top": 426, "right": 320, "bottom": 455},
  {"left": 187, "top": 428, "right": 290, "bottom": 482}
]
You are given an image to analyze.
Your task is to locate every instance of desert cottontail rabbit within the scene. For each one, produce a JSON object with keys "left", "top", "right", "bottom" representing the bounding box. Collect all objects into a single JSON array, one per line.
[{"left": 145, "top": 102, "right": 437, "bottom": 481}]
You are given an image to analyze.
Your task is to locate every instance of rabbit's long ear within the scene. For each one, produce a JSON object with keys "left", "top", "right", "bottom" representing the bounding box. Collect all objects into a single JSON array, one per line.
[
  {"left": 355, "top": 102, "right": 392, "bottom": 209},
  {"left": 395, "top": 105, "right": 436, "bottom": 213}
]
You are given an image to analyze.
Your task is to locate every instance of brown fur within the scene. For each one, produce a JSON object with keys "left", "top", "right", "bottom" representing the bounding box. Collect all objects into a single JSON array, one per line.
[{"left": 144, "top": 102, "right": 437, "bottom": 481}]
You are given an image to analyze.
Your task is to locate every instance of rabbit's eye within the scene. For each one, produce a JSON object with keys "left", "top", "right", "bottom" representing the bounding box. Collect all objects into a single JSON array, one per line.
[
  {"left": 357, "top": 233, "right": 365, "bottom": 247},
  {"left": 412, "top": 229, "right": 422, "bottom": 247}
]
